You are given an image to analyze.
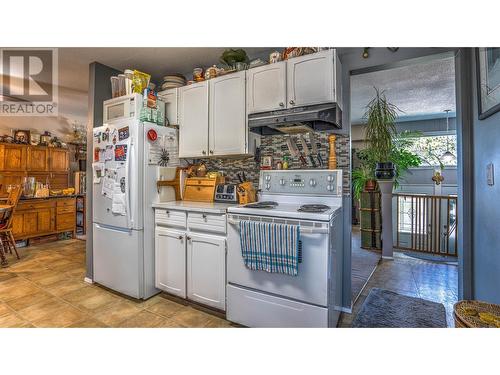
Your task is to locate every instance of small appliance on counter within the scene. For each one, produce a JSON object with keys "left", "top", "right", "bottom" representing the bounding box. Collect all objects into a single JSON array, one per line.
[{"left": 214, "top": 184, "right": 238, "bottom": 203}]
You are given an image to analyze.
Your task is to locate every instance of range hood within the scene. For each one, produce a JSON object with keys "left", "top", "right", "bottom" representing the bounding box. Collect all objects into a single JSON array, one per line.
[{"left": 248, "top": 103, "right": 342, "bottom": 135}]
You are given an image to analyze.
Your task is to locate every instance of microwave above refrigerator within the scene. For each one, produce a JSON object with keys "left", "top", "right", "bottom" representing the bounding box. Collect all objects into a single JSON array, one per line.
[
  {"left": 103, "top": 93, "right": 143, "bottom": 122},
  {"left": 103, "top": 93, "right": 166, "bottom": 124}
]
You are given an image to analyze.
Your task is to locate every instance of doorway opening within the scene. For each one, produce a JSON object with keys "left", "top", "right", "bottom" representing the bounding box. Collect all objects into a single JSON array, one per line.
[{"left": 346, "top": 53, "right": 459, "bottom": 327}]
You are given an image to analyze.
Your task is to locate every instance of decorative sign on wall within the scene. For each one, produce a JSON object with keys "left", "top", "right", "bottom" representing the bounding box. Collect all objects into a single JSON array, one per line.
[{"left": 477, "top": 47, "right": 500, "bottom": 119}]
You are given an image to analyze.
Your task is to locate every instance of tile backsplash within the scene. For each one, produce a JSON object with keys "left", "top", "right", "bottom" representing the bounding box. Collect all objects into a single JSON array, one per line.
[{"left": 195, "top": 132, "right": 351, "bottom": 196}]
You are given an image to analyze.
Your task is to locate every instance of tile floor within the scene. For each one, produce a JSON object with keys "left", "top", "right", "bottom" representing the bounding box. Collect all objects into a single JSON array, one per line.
[
  {"left": 0, "top": 239, "right": 234, "bottom": 328},
  {"left": 339, "top": 252, "right": 458, "bottom": 327},
  {"left": 1, "top": 238, "right": 458, "bottom": 328},
  {"left": 351, "top": 226, "right": 381, "bottom": 303}
]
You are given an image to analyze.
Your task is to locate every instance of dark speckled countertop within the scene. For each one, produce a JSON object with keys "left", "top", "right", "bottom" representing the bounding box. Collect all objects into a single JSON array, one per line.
[{"left": 19, "top": 194, "right": 83, "bottom": 201}]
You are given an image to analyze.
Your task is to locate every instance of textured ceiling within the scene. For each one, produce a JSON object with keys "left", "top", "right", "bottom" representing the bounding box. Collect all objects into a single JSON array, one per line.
[
  {"left": 350, "top": 56, "right": 456, "bottom": 124},
  {"left": 58, "top": 47, "right": 276, "bottom": 92}
]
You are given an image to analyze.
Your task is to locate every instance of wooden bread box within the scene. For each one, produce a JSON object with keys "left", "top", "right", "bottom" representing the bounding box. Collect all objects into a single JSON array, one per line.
[{"left": 183, "top": 176, "right": 223, "bottom": 202}]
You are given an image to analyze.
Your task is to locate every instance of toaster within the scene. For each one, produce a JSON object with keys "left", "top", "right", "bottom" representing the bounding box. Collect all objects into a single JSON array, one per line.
[{"left": 214, "top": 184, "right": 238, "bottom": 203}]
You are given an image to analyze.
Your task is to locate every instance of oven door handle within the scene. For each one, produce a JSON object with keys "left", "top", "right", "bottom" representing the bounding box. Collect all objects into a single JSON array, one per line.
[{"left": 227, "top": 218, "right": 329, "bottom": 234}]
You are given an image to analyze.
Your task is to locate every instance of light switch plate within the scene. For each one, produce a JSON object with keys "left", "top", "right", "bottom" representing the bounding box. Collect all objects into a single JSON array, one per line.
[{"left": 487, "top": 162, "right": 494, "bottom": 186}]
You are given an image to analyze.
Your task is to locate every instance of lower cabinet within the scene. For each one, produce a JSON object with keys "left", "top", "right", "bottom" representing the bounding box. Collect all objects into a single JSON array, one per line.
[
  {"left": 12, "top": 197, "right": 75, "bottom": 240},
  {"left": 187, "top": 233, "right": 226, "bottom": 310},
  {"left": 155, "top": 227, "right": 186, "bottom": 298},
  {"left": 154, "top": 210, "right": 227, "bottom": 311}
]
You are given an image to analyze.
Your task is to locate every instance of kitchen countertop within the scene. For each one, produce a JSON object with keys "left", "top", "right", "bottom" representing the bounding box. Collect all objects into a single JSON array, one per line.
[
  {"left": 152, "top": 200, "right": 236, "bottom": 214},
  {"left": 19, "top": 194, "right": 82, "bottom": 201}
]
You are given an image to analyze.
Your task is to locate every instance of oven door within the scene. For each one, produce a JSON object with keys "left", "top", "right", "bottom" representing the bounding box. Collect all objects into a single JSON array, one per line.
[{"left": 227, "top": 214, "right": 330, "bottom": 306}]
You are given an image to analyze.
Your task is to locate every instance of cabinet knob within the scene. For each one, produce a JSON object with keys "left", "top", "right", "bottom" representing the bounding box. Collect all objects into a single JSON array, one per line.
[
  {"left": 202, "top": 150, "right": 207, "bottom": 155},
  {"left": 289, "top": 100, "right": 295, "bottom": 105},
  {"left": 209, "top": 150, "right": 214, "bottom": 155},
  {"left": 186, "top": 236, "right": 191, "bottom": 241},
  {"left": 279, "top": 102, "right": 284, "bottom": 107},
  {"left": 178, "top": 235, "right": 183, "bottom": 240},
  {"left": 202, "top": 214, "right": 207, "bottom": 219}
]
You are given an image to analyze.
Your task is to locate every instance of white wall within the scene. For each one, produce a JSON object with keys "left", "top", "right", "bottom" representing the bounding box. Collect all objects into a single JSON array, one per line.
[{"left": 0, "top": 86, "right": 88, "bottom": 140}]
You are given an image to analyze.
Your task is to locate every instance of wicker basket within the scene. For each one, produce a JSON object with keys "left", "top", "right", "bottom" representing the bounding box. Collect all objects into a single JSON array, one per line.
[{"left": 454, "top": 300, "right": 500, "bottom": 328}]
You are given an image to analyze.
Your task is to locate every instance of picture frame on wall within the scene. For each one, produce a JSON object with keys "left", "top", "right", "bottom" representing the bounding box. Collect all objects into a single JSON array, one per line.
[
  {"left": 13, "top": 129, "right": 31, "bottom": 144},
  {"left": 476, "top": 47, "right": 500, "bottom": 120}
]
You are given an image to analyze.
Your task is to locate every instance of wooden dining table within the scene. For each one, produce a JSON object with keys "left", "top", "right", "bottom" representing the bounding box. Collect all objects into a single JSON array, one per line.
[{"left": 0, "top": 204, "right": 14, "bottom": 267}]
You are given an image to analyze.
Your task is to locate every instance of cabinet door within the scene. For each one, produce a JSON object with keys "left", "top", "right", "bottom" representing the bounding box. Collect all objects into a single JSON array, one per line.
[
  {"left": 178, "top": 81, "right": 209, "bottom": 158},
  {"left": 37, "top": 207, "right": 55, "bottom": 233},
  {"left": 56, "top": 212, "right": 74, "bottom": 231},
  {"left": 155, "top": 227, "right": 186, "bottom": 298},
  {"left": 27, "top": 147, "right": 49, "bottom": 172},
  {"left": 209, "top": 71, "right": 247, "bottom": 156},
  {"left": 0, "top": 144, "right": 26, "bottom": 171},
  {"left": 246, "top": 61, "right": 287, "bottom": 113},
  {"left": 187, "top": 233, "right": 226, "bottom": 310},
  {"left": 286, "top": 49, "right": 335, "bottom": 107},
  {"left": 48, "top": 172, "right": 69, "bottom": 189},
  {"left": 158, "top": 88, "right": 178, "bottom": 125},
  {"left": 49, "top": 148, "right": 69, "bottom": 172},
  {"left": 12, "top": 213, "right": 24, "bottom": 238},
  {"left": 23, "top": 211, "right": 38, "bottom": 235}
]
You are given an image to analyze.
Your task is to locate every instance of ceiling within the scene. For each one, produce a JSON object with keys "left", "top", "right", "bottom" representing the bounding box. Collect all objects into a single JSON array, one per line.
[
  {"left": 350, "top": 56, "right": 456, "bottom": 124},
  {"left": 58, "top": 47, "right": 276, "bottom": 92}
]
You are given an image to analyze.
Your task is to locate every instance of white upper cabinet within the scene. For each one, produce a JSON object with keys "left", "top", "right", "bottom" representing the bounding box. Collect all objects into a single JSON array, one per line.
[
  {"left": 155, "top": 227, "right": 186, "bottom": 298},
  {"left": 286, "top": 49, "right": 336, "bottom": 107},
  {"left": 209, "top": 71, "right": 247, "bottom": 156},
  {"left": 246, "top": 61, "right": 287, "bottom": 114},
  {"left": 158, "top": 88, "right": 178, "bottom": 125},
  {"left": 178, "top": 81, "right": 209, "bottom": 158},
  {"left": 187, "top": 233, "right": 226, "bottom": 310}
]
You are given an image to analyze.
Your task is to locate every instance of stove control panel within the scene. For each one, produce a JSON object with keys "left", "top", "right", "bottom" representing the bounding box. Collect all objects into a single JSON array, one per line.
[{"left": 259, "top": 170, "right": 343, "bottom": 196}]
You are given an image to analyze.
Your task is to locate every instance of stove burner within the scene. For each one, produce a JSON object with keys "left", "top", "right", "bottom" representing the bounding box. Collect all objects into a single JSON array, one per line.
[
  {"left": 244, "top": 201, "right": 278, "bottom": 209},
  {"left": 298, "top": 204, "right": 331, "bottom": 213}
]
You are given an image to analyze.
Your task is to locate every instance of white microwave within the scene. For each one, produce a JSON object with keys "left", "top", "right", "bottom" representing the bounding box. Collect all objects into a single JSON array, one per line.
[{"left": 103, "top": 93, "right": 143, "bottom": 122}]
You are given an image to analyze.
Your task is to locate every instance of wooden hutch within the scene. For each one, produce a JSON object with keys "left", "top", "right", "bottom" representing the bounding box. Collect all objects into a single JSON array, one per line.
[{"left": 0, "top": 143, "right": 76, "bottom": 242}]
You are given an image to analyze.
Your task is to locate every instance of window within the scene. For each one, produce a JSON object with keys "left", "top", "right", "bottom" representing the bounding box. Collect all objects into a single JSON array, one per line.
[
  {"left": 406, "top": 134, "right": 457, "bottom": 167},
  {"left": 398, "top": 196, "right": 427, "bottom": 234}
]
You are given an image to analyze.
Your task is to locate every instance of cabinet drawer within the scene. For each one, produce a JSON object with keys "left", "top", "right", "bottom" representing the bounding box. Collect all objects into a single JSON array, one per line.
[
  {"left": 57, "top": 212, "right": 75, "bottom": 230},
  {"left": 56, "top": 198, "right": 75, "bottom": 207},
  {"left": 185, "top": 178, "right": 216, "bottom": 187},
  {"left": 187, "top": 212, "right": 226, "bottom": 235},
  {"left": 57, "top": 205, "right": 75, "bottom": 214},
  {"left": 155, "top": 209, "right": 186, "bottom": 229},
  {"left": 17, "top": 200, "right": 55, "bottom": 211}
]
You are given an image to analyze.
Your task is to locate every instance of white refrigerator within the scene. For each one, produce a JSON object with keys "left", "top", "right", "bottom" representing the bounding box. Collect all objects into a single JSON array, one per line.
[{"left": 92, "top": 107, "right": 179, "bottom": 299}]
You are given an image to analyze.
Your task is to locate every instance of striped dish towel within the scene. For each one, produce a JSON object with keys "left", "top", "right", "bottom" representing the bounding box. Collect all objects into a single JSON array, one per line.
[{"left": 239, "top": 220, "right": 300, "bottom": 276}]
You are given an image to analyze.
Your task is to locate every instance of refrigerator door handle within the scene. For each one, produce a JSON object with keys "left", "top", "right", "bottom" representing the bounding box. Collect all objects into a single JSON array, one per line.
[
  {"left": 126, "top": 137, "right": 134, "bottom": 229},
  {"left": 95, "top": 222, "right": 131, "bottom": 234}
]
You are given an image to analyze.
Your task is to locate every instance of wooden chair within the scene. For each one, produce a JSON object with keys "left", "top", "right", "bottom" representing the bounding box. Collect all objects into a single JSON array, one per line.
[{"left": 0, "top": 185, "right": 22, "bottom": 261}]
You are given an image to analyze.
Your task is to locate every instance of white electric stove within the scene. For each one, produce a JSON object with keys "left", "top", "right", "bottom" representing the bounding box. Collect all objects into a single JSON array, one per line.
[{"left": 226, "top": 169, "right": 343, "bottom": 328}]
